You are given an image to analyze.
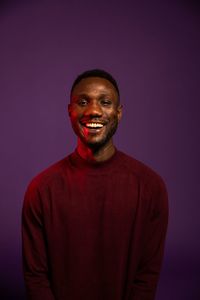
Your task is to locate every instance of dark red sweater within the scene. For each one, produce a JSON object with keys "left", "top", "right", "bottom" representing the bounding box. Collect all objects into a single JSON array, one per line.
[{"left": 22, "top": 149, "right": 168, "bottom": 300}]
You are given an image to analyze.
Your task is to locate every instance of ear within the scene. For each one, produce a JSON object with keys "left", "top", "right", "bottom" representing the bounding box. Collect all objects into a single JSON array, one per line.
[
  {"left": 68, "top": 103, "right": 72, "bottom": 117},
  {"left": 117, "top": 104, "right": 123, "bottom": 121}
]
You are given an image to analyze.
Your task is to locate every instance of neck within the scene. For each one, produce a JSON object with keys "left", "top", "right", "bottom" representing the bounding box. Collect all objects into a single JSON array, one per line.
[{"left": 76, "top": 140, "right": 116, "bottom": 162}]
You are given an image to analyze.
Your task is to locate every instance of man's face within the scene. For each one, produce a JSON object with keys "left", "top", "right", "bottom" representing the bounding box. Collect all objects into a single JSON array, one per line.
[{"left": 68, "top": 77, "right": 122, "bottom": 149}]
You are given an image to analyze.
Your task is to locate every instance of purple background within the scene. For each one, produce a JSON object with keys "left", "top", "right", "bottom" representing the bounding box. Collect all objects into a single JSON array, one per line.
[{"left": 1, "top": 0, "right": 199, "bottom": 299}]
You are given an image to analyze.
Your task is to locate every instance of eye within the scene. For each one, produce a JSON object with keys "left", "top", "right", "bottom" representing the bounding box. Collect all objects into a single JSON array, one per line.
[
  {"left": 101, "top": 99, "right": 112, "bottom": 106},
  {"left": 78, "top": 98, "right": 88, "bottom": 106}
]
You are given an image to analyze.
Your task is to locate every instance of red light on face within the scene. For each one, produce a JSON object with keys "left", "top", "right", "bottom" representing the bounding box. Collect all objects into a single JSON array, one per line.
[{"left": 69, "top": 77, "right": 122, "bottom": 152}]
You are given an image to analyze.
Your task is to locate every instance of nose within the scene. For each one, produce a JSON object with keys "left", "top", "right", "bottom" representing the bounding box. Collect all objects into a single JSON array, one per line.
[{"left": 84, "top": 101, "right": 102, "bottom": 118}]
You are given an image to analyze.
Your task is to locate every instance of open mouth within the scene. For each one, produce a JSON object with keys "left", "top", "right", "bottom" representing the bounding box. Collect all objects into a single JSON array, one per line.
[
  {"left": 84, "top": 122, "right": 104, "bottom": 129},
  {"left": 80, "top": 122, "right": 105, "bottom": 134}
]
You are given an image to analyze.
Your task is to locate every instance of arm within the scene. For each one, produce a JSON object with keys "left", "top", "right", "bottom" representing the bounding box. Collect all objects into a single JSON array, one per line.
[
  {"left": 22, "top": 183, "right": 55, "bottom": 300},
  {"left": 130, "top": 179, "right": 169, "bottom": 300}
]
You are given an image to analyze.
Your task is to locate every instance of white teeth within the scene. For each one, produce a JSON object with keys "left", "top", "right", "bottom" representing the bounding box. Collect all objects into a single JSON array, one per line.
[{"left": 85, "top": 123, "right": 104, "bottom": 128}]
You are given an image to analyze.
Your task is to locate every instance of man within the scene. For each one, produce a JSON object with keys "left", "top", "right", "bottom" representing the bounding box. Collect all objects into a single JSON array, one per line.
[{"left": 22, "top": 69, "right": 168, "bottom": 300}]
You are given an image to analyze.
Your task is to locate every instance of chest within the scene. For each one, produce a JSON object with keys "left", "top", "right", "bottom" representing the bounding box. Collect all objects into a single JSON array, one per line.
[{"left": 44, "top": 172, "right": 141, "bottom": 233}]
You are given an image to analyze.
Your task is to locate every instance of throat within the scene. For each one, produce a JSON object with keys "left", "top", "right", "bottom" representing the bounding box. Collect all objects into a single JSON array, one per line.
[{"left": 77, "top": 140, "right": 116, "bottom": 162}]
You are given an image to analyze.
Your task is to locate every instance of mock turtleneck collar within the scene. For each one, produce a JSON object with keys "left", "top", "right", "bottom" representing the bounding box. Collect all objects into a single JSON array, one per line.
[{"left": 68, "top": 148, "right": 120, "bottom": 174}]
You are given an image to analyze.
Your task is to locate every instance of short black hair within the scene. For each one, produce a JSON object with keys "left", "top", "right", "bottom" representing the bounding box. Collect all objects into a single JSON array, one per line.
[{"left": 70, "top": 69, "right": 120, "bottom": 99}]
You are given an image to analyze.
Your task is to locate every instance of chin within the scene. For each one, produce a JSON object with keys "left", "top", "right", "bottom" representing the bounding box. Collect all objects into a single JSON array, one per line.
[{"left": 82, "top": 136, "right": 109, "bottom": 149}]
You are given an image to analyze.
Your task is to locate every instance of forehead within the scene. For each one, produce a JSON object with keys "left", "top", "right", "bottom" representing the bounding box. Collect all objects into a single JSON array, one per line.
[{"left": 71, "top": 77, "right": 118, "bottom": 98}]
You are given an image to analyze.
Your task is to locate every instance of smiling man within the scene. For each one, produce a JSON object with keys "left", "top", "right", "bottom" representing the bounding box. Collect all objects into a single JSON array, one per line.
[
  {"left": 22, "top": 69, "right": 168, "bottom": 300},
  {"left": 68, "top": 73, "right": 122, "bottom": 162}
]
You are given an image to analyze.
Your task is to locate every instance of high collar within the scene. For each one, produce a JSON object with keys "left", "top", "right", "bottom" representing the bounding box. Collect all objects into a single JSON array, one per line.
[{"left": 68, "top": 147, "right": 120, "bottom": 174}]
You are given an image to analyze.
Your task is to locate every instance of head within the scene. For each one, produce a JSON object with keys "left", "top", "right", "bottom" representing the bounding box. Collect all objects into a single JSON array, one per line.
[
  {"left": 68, "top": 69, "right": 122, "bottom": 152},
  {"left": 70, "top": 69, "right": 120, "bottom": 100}
]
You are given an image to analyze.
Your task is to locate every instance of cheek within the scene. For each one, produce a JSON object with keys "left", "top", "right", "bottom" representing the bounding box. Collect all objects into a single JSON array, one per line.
[
  {"left": 108, "top": 112, "right": 119, "bottom": 123},
  {"left": 70, "top": 110, "right": 80, "bottom": 122}
]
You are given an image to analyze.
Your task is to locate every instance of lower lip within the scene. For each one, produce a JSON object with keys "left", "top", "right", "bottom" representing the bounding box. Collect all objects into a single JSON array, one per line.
[{"left": 82, "top": 126, "right": 104, "bottom": 134}]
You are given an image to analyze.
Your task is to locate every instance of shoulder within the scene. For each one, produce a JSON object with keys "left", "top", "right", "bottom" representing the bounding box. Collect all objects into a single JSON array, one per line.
[
  {"left": 117, "top": 151, "right": 168, "bottom": 215},
  {"left": 25, "top": 155, "right": 71, "bottom": 195},
  {"left": 116, "top": 150, "right": 167, "bottom": 196}
]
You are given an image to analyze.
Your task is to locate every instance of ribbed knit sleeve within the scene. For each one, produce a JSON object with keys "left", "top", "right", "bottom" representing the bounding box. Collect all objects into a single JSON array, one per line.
[
  {"left": 129, "top": 177, "right": 168, "bottom": 300},
  {"left": 22, "top": 182, "right": 55, "bottom": 300}
]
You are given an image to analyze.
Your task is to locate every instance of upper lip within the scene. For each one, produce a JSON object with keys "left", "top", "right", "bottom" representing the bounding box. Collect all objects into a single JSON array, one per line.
[{"left": 80, "top": 120, "right": 106, "bottom": 126}]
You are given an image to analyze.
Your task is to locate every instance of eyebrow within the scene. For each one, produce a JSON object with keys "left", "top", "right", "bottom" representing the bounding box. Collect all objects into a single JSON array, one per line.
[{"left": 75, "top": 92, "right": 112, "bottom": 99}]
